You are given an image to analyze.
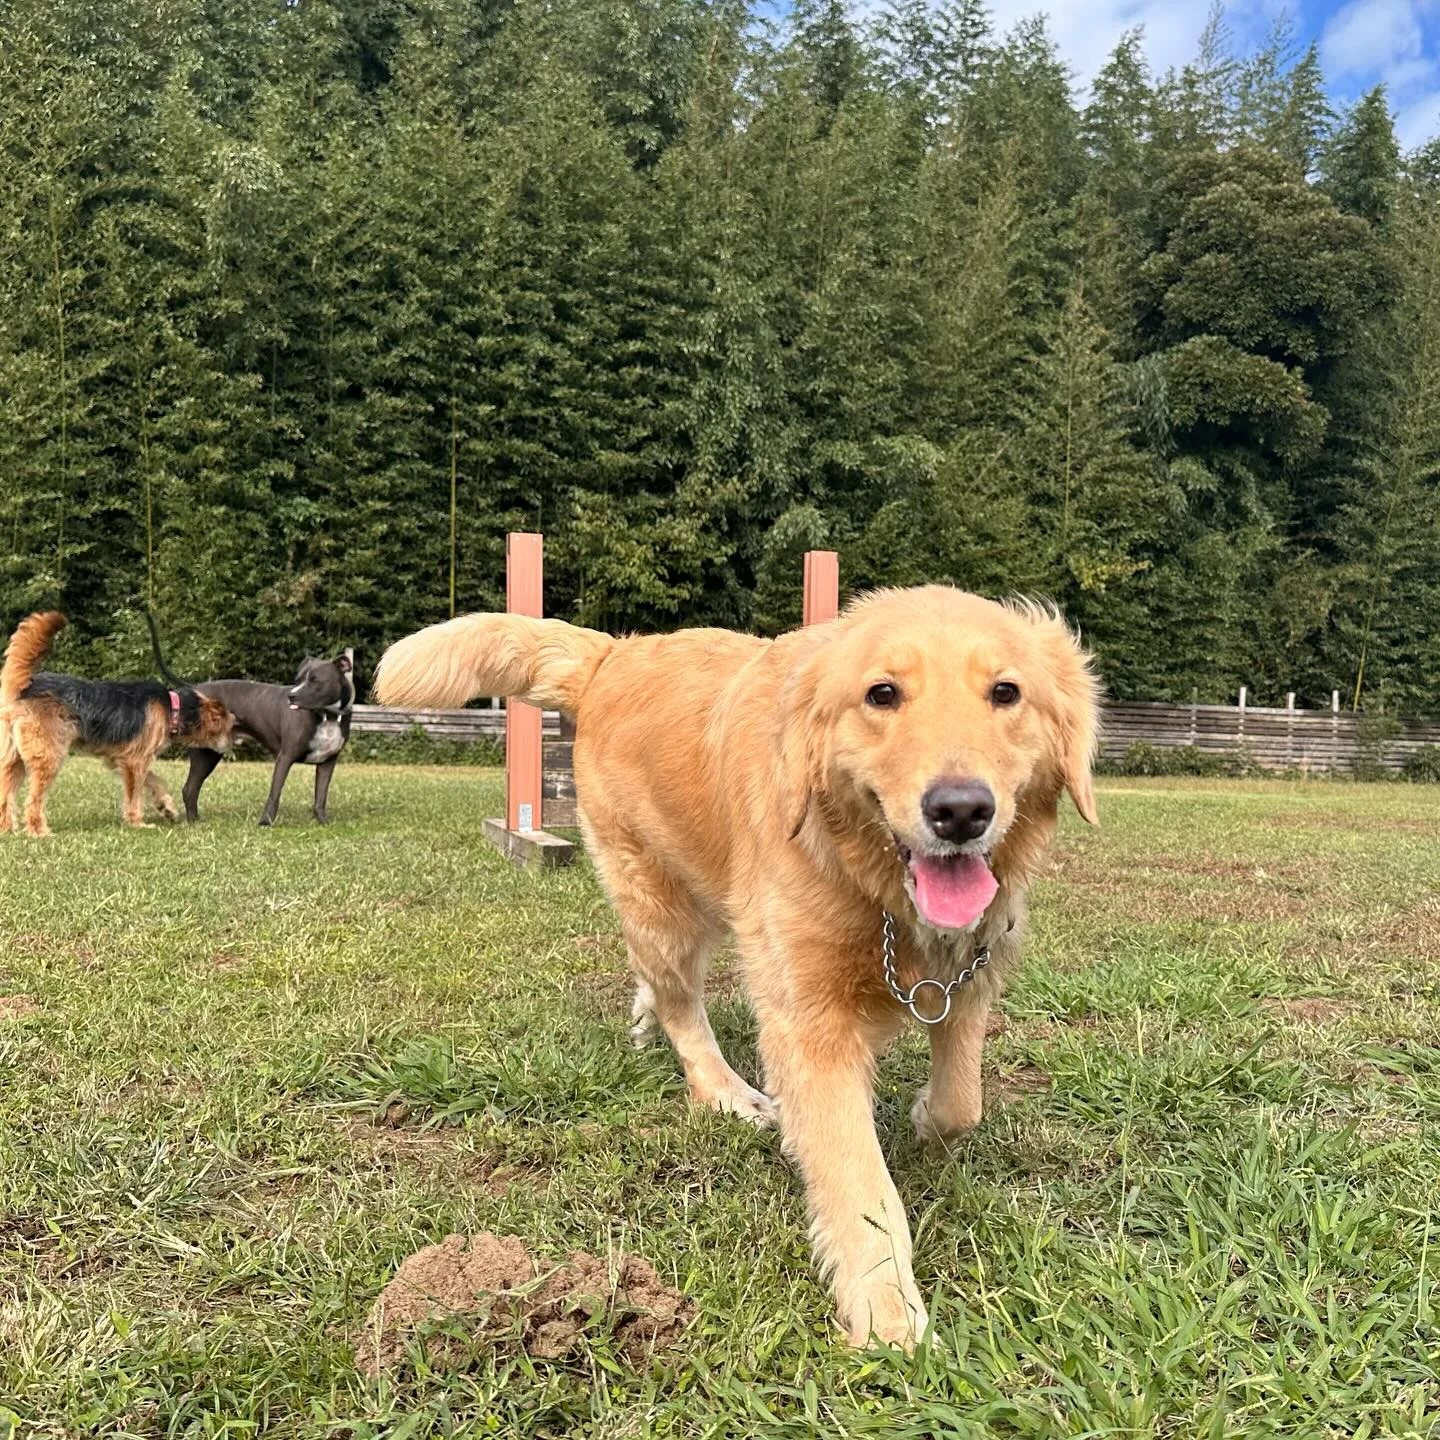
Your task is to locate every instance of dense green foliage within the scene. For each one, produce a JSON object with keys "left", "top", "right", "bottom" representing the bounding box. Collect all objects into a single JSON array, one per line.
[{"left": 1, "top": 0, "right": 1437, "bottom": 710}]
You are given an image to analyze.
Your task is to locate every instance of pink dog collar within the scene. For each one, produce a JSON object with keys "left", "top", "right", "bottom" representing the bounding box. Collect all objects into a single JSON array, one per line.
[{"left": 168, "top": 690, "right": 181, "bottom": 737}]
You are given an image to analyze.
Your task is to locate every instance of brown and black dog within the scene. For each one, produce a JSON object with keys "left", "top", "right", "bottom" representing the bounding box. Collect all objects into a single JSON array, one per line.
[{"left": 0, "top": 612, "right": 234, "bottom": 836}]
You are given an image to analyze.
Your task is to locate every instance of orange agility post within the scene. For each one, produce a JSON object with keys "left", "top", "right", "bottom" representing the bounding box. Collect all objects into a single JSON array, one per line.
[
  {"left": 803, "top": 550, "right": 839, "bottom": 626},
  {"left": 505, "top": 532, "right": 544, "bottom": 833},
  {"left": 482, "top": 532, "right": 575, "bottom": 868}
]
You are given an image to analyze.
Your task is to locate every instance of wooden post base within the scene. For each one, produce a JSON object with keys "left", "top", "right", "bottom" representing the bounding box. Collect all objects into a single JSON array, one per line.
[{"left": 482, "top": 817, "right": 576, "bottom": 868}]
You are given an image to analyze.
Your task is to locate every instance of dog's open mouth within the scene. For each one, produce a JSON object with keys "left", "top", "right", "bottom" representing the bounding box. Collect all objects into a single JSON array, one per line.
[{"left": 895, "top": 839, "right": 998, "bottom": 930}]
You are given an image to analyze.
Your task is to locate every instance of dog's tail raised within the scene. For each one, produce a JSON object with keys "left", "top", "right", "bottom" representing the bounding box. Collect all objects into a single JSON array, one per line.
[
  {"left": 146, "top": 611, "right": 192, "bottom": 687},
  {"left": 1, "top": 611, "right": 66, "bottom": 705},
  {"left": 374, "top": 614, "right": 614, "bottom": 716}
]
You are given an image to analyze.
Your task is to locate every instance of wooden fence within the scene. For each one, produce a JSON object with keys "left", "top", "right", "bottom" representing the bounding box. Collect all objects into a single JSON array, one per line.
[
  {"left": 351, "top": 704, "right": 578, "bottom": 823},
  {"left": 351, "top": 696, "right": 1440, "bottom": 801},
  {"left": 1099, "top": 699, "right": 1440, "bottom": 773}
]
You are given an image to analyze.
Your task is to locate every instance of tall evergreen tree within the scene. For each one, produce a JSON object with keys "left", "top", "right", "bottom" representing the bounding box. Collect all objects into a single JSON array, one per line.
[
  {"left": 1321, "top": 195, "right": 1440, "bottom": 710},
  {"left": 1321, "top": 87, "right": 1400, "bottom": 227}
]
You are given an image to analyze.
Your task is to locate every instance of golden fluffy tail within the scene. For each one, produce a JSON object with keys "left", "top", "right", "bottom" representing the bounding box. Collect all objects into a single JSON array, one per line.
[
  {"left": 1, "top": 611, "right": 65, "bottom": 704},
  {"left": 374, "top": 613, "right": 614, "bottom": 715}
]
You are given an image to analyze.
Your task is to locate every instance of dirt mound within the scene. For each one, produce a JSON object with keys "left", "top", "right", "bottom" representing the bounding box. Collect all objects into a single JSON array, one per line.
[
  {"left": 0, "top": 995, "right": 40, "bottom": 1022},
  {"left": 357, "top": 1231, "right": 694, "bottom": 1376}
]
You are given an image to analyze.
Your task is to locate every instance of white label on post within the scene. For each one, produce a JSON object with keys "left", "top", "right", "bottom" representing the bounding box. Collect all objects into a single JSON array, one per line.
[{"left": 518, "top": 804, "right": 533, "bottom": 832}]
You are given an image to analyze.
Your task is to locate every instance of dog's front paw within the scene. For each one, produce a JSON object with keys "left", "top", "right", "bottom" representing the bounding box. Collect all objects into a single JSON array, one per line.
[
  {"left": 842, "top": 1279, "right": 932, "bottom": 1351},
  {"left": 711, "top": 1079, "right": 777, "bottom": 1128},
  {"left": 911, "top": 1083, "right": 979, "bottom": 1145}
]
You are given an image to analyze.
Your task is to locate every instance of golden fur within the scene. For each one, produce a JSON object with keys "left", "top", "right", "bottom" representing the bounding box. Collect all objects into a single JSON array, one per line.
[
  {"left": 0, "top": 612, "right": 234, "bottom": 836},
  {"left": 376, "top": 585, "right": 1100, "bottom": 1347}
]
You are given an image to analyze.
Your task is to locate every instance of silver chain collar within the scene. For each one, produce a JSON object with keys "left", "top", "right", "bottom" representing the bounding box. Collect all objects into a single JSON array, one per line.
[{"left": 881, "top": 910, "right": 991, "bottom": 1026}]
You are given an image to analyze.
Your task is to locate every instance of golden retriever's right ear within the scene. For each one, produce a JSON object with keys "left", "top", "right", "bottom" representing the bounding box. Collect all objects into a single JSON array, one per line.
[
  {"left": 1020, "top": 603, "right": 1101, "bottom": 826},
  {"left": 1049, "top": 622, "right": 1101, "bottom": 826}
]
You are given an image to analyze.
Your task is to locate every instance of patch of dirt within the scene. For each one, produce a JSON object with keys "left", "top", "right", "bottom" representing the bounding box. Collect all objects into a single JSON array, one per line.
[
  {"left": 572, "top": 969, "right": 633, "bottom": 1016},
  {"left": 1257, "top": 812, "right": 1435, "bottom": 835},
  {"left": 1046, "top": 850, "right": 1327, "bottom": 926},
  {"left": 343, "top": 1120, "right": 542, "bottom": 1194},
  {"left": 1374, "top": 897, "right": 1440, "bottom": 954},
  {"left": 1261, "top": 997, "right": 1357, "bottom": 1024},
  {"left": 993, "top": 1065, "right": 1052, "bottom": 1106},
  {"left": 0, "top": 1214, "right": 118, "bottom": 1281},
  {"left": 0, "top": 932, "right": 101, "bottom": 972},
  {"left": 0, "top": 995, "right": 41, "bottom": 1022},
  {"left": 1011, "top": 1013, "right": 1100, "bottom": 1041},
  {"left": 356, "top": 1231, "right": 694, "bottom": 1376},
  {"left": 207, "top": 948, "right": 247, "bottom": 971},
  {"left": 572, "top": 932, "right": 624, "bottom": 953},
  {"left": 573, "top": 962, "right": 744, "bottom": 1019}
]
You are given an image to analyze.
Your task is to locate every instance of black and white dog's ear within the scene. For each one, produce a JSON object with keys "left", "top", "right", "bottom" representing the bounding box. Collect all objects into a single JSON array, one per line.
[{"left": 335, "top": 648, "right": 354, "bottom": 673}]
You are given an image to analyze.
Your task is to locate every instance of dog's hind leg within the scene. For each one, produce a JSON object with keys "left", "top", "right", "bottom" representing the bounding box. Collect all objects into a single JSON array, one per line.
[
  {"left": 144, "top": 771, "right": 179, "bottom": 823},
  {"left": 14, "top": 713, "right": 64, "bottom": 838},
  {"left": 597, "top": 841, "right": 775, "bottom": 1126},
  {"left": 0, "top": 728, "right": 22, "bottom": 832},
  {"left": 626, "top": 924, "right": 775, "bottom": 1126},
  {"left": 117, "top": 760, "right": 153, "bottom": 827}
]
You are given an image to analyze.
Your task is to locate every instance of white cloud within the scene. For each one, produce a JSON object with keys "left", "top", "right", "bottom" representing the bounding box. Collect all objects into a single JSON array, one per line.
[
  {"left": 1396, "top": 86, "right": 1440, "bottom": 144},
  {"left": 847, "top": 0, "right": 1440, "bottom": 145},
  {"left": 1320, "top": 0, "right": 1428, "bottom": 79},
  {"left": 983, "top": 0, "right": 1215, "bottom": 90},
  {"left": 1319, "top": 0, "right": 1440, "bottom": 148},
  {"left": 905, "top": 0, "right": 1310, "bottom": 100}
]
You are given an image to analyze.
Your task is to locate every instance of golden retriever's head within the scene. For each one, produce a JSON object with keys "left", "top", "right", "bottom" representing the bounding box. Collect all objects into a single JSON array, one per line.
[{"left": 779, "top": 586, "right": 1099, "bottom": 931}]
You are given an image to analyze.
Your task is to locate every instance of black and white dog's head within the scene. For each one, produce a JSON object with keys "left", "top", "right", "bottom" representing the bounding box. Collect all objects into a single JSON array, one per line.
[{"left": 288, "top": 648, "right": 355, "bottom": 715}]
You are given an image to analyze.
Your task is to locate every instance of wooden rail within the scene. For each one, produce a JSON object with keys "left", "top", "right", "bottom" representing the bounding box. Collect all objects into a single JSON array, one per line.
[{"left": 349, "top": 703, "right": 557, "bottom": 739}]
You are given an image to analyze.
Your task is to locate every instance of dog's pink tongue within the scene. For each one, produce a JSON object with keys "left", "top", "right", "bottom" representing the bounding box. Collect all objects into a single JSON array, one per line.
[{"left": 912, "top": 854, "right": 998, "bottom": 929}]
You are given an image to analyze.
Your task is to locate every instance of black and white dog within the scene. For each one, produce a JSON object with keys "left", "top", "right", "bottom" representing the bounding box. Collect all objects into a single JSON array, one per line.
[{"left": 148, "top": 618, "right": 355, "bottom": 826}]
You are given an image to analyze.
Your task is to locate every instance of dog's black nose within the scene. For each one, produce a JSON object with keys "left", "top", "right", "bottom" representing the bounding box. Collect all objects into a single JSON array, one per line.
[{"left": 921, "top": 780, "right": 995, "bottom": 843}]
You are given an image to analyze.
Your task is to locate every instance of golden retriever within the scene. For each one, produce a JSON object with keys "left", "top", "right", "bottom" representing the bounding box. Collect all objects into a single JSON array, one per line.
[{"left": 376, "top": 586, "right": 1098, "bottom": 1347}]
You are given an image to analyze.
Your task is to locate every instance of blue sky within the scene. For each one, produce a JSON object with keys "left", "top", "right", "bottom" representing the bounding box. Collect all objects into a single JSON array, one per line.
[{"left": 979, "top": 0, "right": 1440, "bottom": 148}]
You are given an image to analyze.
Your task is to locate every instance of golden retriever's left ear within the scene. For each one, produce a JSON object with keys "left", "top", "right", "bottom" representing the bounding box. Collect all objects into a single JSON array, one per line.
[
  {"left": 1032, "top": 609, "right": 1101, "bottom": 825},
  {"left": 775, "top": 631, "right": 830, "bottom": 840}
]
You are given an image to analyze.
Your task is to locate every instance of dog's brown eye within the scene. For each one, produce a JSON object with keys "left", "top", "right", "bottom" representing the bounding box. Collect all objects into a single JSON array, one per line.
[
  {"left": 991, "top": 681, "right": 1021, "bottom": 707},
  {"left": 866, "top": 682, "right": 900, "bottom": 709}
]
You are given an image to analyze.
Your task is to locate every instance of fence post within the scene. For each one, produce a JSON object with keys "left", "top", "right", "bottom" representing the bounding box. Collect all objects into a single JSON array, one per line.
[
  {"left": 802, "top": 550, "right": 840, "bottom": 626},
  {"left": 1189, "top": 686, "right": 1198, "bottom": 747},
  {"left": 1286, "top": 691, "right": 1295, "bottom": 768},
  {"left": 481, "top": 532, "right": 575, "bottom": 868},
  {"left": 1237, "top": 686, "right": 1247, "bottom": 748},
  {"left": 505, "top": 532, "right": 543, "bottom": 833}
]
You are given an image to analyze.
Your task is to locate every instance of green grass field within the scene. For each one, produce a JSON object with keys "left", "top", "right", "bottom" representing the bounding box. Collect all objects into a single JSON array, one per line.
[{"left": 1, "top": 761, "right": 1438, "bottom": 1438}]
